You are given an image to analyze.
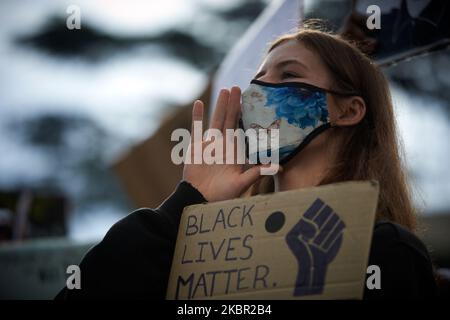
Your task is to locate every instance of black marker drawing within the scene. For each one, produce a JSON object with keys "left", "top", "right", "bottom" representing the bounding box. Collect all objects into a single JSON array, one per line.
[{"left": 286, "top": 198, "right": 345, "bottom": 296}]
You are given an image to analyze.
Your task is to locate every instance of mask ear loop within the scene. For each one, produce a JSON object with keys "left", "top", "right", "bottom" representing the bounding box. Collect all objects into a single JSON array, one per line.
[{"left": 278, "top": 122, "right": 332, "bottom": 165}]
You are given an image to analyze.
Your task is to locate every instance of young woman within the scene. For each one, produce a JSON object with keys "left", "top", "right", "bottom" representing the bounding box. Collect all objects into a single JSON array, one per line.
[{"left": 56, "top": 27, "right": 437, "bottom": 299}]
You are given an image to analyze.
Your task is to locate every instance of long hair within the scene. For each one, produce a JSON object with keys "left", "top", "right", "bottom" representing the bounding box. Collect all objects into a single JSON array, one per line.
[{"left": 248, "top": 25, "right": 417, "bottom": 231}]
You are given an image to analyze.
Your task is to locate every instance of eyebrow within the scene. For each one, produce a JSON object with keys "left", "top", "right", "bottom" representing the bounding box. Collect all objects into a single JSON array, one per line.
[{"left": 254, "top": 59, "right": 309, "bottom": 79}]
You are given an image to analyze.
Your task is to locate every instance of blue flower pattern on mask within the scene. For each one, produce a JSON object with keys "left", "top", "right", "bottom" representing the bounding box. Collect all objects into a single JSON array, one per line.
[{"left": 263, "top": 86, "right": 328, "bottom": 129}]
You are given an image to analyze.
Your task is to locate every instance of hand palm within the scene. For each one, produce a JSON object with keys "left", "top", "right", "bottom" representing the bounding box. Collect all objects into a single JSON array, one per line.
[{"left": 183, "top": 87, "right": 266, "bottom": 202}]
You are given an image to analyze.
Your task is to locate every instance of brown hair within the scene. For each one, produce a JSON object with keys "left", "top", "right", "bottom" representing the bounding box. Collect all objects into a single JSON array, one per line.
[{"left": 248, "top": 24, "right": 417, "bottom": 231}]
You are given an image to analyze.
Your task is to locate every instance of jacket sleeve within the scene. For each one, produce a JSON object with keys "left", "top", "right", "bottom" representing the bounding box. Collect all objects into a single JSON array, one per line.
[
  {"left": 364, "top": 222, "right": 438, "bottom": 299},
  {"left": 55, "top": 181, "right": 207, "bottom": 299}
]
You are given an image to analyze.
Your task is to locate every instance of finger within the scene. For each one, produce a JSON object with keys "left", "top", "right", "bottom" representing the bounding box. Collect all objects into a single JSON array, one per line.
[
  {"left": 210, "top": 89, "right": 230, "bottom": 132},
  {"left": 304, "top": 198, "right": 324, "bottom": 220},
  {"left": 324, "top": 233, "right": 343, "bottom": 259},
  {"left": 297, "top": 219, "right": 317, "bottom": 240},
  {"left": 323, "top": 221, "right": 345, "bottom": 251},
  {"left": 232, "top": 128, "right": 247, "bottom": 165},
  {"left": 237, "top": 164, "right": 262, "bottom": 192},
  {"left": 223, "top": 86, "right": 241, "bottom": 132},
  {"left": 314, "top": 213, "right": 339, "bottom": 247},
  {"left": 191, "top": 100, "right": 204, "bottom": 143},
  {"left": 313, "top": 205, "right": 333, "bottom": 229}
]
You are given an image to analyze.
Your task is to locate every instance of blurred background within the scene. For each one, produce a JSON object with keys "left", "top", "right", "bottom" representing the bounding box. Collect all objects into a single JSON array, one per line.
[{"left": 0, "top": 0, "right": 449, "bottom": 299}]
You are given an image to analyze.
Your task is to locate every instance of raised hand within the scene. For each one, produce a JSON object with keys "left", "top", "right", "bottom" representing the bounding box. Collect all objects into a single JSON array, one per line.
[
  {"left": 286, "top": 198, "right": 345, "bottom": 296},
  {"left": 183, "top": 87, "right": 268, "bottom": 202}
]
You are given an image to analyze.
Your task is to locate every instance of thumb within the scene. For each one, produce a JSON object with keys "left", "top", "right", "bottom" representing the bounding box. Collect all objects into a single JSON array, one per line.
[{"left": 237, "top": 165, "right": 264, "bottom": 192}]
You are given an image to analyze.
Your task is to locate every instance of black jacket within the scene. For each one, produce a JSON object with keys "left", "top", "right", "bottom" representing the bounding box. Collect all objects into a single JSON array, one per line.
[{"left": 56, "top": 181, "right": 438, "bottom": 299}]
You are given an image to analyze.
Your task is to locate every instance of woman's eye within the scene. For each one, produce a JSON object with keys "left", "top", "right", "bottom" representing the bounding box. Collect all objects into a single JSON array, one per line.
[{"left": 281, "top": 72, "right": 299, "bottom": 79}]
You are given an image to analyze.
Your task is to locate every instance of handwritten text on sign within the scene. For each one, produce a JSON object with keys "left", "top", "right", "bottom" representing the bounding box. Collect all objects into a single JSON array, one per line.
[{"left": 175, "top": 204, "right": 273, "bottom": 299}]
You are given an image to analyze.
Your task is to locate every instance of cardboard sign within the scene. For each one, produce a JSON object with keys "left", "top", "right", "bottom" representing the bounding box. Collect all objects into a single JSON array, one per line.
[{"left": 167, "top": 180, "right": 379, "bottom": 300}]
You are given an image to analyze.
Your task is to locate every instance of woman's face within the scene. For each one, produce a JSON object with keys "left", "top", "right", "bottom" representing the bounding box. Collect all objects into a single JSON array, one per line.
[
  {"left": 255, "top": 39, "right": 332, "bottom": 91},
  {"left": 249, "top": 38, "right": 367, "bottom": 184},
  {"left": 254, "top": 39, "right": 341, "bottom": 124}
]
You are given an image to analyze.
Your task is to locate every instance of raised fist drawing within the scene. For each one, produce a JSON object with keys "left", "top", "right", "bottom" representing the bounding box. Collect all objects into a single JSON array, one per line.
[{"left": 286, "top": 198, "right": 346, "bottom": 296}]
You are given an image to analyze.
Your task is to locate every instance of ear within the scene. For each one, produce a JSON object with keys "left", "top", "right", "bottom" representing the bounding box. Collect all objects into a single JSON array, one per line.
[{"left": 332, "top": 96, "right": 366, "bottom": 126}]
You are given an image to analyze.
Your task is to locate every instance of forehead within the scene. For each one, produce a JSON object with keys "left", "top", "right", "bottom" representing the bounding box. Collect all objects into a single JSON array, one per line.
[
  {"left": 264, "top": 40, "right": 315, "bottom": 64},
  {"left": 260, "top": 39, "right": 331, "bottom": 86}
]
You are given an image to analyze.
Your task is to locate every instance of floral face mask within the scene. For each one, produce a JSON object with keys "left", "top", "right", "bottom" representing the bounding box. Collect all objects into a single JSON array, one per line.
[{"left": 240, "top": 79, "right": 338, "bottom": 164}]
